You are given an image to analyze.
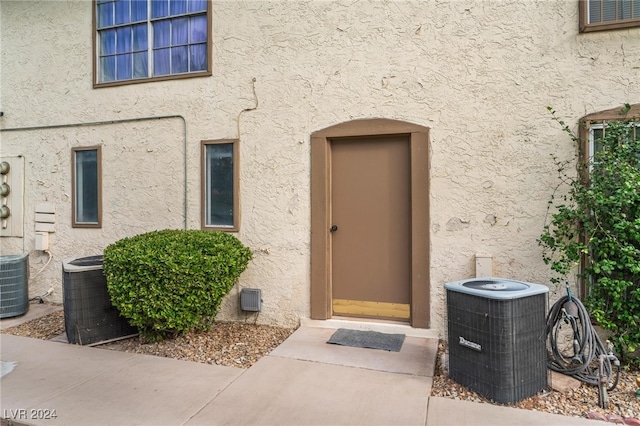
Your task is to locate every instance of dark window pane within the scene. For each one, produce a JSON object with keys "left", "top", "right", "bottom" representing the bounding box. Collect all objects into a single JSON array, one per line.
[
  {"left": 132, "top": 23, "right": 147, "bottom": 50},
  {"left": 116, "top": 27, "right": 132, "bottom": 53},
  {"left": 190, "top": 44, "right": 206, "bottom": 71},
  {"left": 133, "top": 52, "right": 148, "bottom": 78},
  {"left": 205, "top": 144, "right": 234, "bottom": 227},
  {"left": 152, "top": 0, "right": 169, "bottom": 18},
  {"left": 131, "top": 0, "right": 147, "bottom": 21},
  {"left": 170, "top": 0, "right": 187, "bottom": 15},
  {"left": 75, "top": 150, "right": 99, "bottom": 224},
  {"left": 100, "top": 29, "right": 116, "bottom": 55},
  {"left": 100, "top": 56, "right": 116, "bottom": 82},
  {"left": 589, "top": 0, "right": 602, "bottom": 22},
  {"left": 116, "top": 53, "right": 132, "bottom": 79},
  {"left": 593, "top": 128, "right": 604, "bottom": 154},
  {"left": 620, "top": 0, "right": 632, "bottom": 18},
  {"left": 153, "top": 20, "right": 170, "bottom": 47},
  {"left": 154, "top": 48, "right": 170, "bottom": 75},
  {"left": 97, "top": 2, "right": 114, "bottom": 28},
  {"left": 189, "top": 0, "right": 207, "bottom": 12},
  {"left": 603, "top": 0, "right": 617, "bottom": 21},
  {"left": 115, "top": 0, "right": 131, "bottom": 25},
  {"left": 172, "top": 17, "right": 188, "bottom": 45},
  {"left": 171, "top": 46, "right": 188, "bottom": 73},
  {"left": 191, "top": 15, "right": 207, "bottom": 42}
]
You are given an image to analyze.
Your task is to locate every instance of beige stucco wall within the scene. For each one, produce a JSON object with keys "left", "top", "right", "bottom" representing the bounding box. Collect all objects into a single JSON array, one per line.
[{"left": 1, "top": 0, "right": 639, "bottom": 334}]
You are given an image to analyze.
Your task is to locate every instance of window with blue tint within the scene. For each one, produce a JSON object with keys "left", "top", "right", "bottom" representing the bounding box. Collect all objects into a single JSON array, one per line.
[
  {"left": 171, "top": 47, "right": 189, "bottom": 73},
  {"left": 115, "top": 0, "right": 130, "bottom": 25},
  {"left": 132, "top": 23, "right": 147, "bottom": 50},
  {"left": 202, "top": 141, "right": 238, "bottom": 230},
  {"left": 96, "top": 0, "right": 209, "bottom": 85},
  {"left": 97, "top": 1, "right": 114, "bottom": 27},
  {"left": 72, "top": 147, "right": 102, "bottom": 227},
  {"left": 152, "top": 0, "right": 169, "bottom": 18},
  {"left": 171, "top": 0, "right": 187, "bottom": 15},
  {"left": 131, "top": 0, "right": 147, "bottom": 21},
  {"left": 189, "top": 0, "right": 207, "bottom": 12}
]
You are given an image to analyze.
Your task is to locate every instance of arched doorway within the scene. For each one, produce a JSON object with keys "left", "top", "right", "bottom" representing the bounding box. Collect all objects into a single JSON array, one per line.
[{"left": 310, "top": 119, "right": 430, "bottom": 328}]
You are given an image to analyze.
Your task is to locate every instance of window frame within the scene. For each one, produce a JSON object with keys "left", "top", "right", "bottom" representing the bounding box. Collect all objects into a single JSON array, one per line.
[
  {"left": 576, "top": 103, "right": 640, "bottom": 297},
  {"left": 92, "top": 0, "right": 213, "bottom": 88},
  {"left": 71, "top": 146, "right": 103, "bottom": 228},
  {"left": 580, "top": 104, "right": 640, "bottom": 164},
  {"left": 579, "top": 0, "right": 640, "bottom": 33},
  {"left": 200, "top": 139, "right": 239, "bottom": 232},
  {"left": 588, "top": 122, "right": 640, "bottom": 165}
]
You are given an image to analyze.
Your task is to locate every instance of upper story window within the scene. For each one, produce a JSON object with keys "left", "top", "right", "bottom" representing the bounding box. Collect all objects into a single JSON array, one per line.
[
  {"left": 94, "top": 0, "right": 211, "bottom": 87},
  {"left": 580, "top": 0, "right": 640, "bottom": 32}
]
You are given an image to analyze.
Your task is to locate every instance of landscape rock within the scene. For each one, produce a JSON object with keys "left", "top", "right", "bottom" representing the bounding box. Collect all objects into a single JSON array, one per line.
[{"left": 550, "top": 370, "right": 582, "bottom": 393}]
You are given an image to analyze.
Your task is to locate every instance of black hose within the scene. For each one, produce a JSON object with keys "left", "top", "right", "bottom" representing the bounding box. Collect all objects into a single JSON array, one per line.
[{"left": 545, "top": 294, "right": 620, "bottom": 390}]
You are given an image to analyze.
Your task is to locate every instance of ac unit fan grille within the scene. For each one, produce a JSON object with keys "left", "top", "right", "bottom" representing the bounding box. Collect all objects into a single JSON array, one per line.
[
  {"left": 0, "top": 254, "right": 29, "bottom": 319},
  {"left": 447, "top": 290, "right": 548, "bottom": 404},
  {"left": 63, "top": 258, "right": 137, "bottom": 345}
]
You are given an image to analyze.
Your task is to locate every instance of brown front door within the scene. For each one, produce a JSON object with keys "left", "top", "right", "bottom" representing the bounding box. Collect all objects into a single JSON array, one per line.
[{"left": 330, "top": 135, "right": 411, "bottom": 320}]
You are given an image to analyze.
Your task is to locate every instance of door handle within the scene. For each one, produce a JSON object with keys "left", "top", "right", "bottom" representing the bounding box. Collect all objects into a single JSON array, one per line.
[{"left": 330, "top": 225, "right": 338, "bottom": 232}]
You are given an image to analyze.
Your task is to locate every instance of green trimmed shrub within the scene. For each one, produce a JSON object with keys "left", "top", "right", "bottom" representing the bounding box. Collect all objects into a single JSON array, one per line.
[{"left": 103, "top": 229, "right": 252, "bottom": 341}]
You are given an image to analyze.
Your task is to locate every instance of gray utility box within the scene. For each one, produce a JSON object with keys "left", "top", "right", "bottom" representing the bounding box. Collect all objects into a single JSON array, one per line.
[
  {"left": 63, "top": 255, "right": 137, "bottom": 345},
  {"left": 445, "top": 277, "right": 549, "bottom": 404}
]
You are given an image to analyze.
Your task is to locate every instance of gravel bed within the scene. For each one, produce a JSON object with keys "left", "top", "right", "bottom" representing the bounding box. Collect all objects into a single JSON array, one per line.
[
  {"left": 97, "top": 322, "right": 296, "bottom": 368},
  {"left": 1, "top": 310, "right": 295, "bottom": 369},
  {"left": 1, "top": 310, "right": 66, "bottom": 340},
  {"left": 431, "top": 340, "right": 640, "bottom": 423},
  {"left": 3, "top": 310, "right": 638, "bottom": 423}
]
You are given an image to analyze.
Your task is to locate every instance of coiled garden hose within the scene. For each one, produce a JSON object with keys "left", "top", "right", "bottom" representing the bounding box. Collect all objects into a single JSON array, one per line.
[{"left": 545, "top": 290, "right": 620, "bottom": 391}]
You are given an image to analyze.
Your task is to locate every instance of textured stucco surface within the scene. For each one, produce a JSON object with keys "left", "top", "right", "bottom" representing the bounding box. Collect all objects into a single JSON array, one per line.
[{"left": 1, "top": 0, "right": 639, "bottom": 334}]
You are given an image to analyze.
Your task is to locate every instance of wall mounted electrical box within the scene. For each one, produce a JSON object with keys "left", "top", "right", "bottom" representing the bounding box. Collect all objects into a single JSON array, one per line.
[
  {"left": 35, "top": 232, "right": 49, "bottom": 251},
  {"left": 240, "top": 288, "right": 262, "bottom": 312}
]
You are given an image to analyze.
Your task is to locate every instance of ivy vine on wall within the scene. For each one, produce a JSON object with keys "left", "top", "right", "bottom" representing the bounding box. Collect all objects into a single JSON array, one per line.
[{"left": 539, "top": 105, "right": 640, "bottom": 360}]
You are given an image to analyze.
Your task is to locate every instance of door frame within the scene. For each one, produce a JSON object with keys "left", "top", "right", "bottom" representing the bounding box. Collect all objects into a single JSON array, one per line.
[{"left": 310, "top": 118, "right": 431, "bottom": 328}]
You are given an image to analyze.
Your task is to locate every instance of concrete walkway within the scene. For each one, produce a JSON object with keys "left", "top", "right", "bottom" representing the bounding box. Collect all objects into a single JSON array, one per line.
[{"left": 1, "top": 305, "right": 608, "bottom": 426}]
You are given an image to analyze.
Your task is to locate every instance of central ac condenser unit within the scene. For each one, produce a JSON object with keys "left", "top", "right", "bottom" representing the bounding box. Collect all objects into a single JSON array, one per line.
[
  {"left": 63, "top": 255, "right": 137, "bottom": 345},
  {"left": 445, "top": 277, "right": 549, "bottom": 404}
]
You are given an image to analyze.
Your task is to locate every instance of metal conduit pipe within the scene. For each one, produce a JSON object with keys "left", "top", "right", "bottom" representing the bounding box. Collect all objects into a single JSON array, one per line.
[{"left": 0, "top": 115, "right": 188, "bottom": 230}]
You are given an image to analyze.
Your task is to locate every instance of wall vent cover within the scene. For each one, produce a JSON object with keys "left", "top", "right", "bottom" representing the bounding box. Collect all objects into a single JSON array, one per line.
[
  {"left": 240, "top": 288, "right": 262, "bottom": 312},
  {"left": 445, "top": 277, "right": 549, "bottom": 404}
]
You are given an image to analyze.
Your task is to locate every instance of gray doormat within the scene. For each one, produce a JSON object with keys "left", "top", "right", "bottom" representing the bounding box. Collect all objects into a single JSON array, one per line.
[{"left": 326, "top": 328, "right": 405, "bottom": 352}]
